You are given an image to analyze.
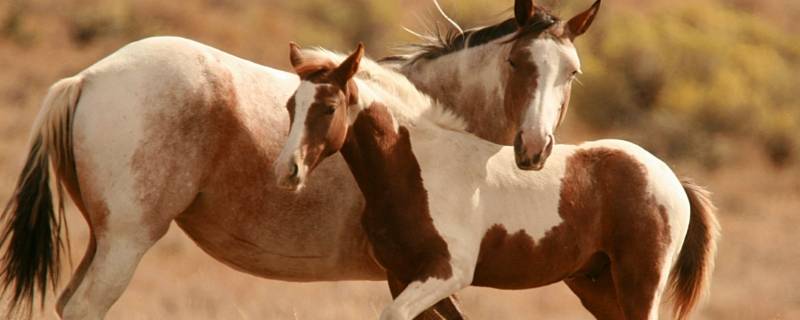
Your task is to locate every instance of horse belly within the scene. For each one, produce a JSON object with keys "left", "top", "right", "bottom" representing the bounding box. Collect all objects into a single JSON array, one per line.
[
  {"left": 469, "top": 219, "right": 589, "bottom": 289},
  {"left": 175, "top": 131, "right": 383, "bottom": 281},
  {"left": 467, "top": 178, "right": 596, "bottom": 289}
]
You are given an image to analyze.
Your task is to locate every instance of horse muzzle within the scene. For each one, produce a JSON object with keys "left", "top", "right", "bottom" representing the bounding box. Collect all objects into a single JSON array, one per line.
[
  {"left": 514, "top": 131, "right": 554, "bottom": 171},
  {"left": 275, "top": 160, "right": 305, "bottom": 191}
]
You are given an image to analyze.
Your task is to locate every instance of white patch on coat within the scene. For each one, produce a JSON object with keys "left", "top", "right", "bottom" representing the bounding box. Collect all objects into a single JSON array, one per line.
[
  {"left": 522, "top": 38, "right": 581, "bottom": 136},
  {"left": 410, "top": 127, "right": 570, "bottom": 249}
]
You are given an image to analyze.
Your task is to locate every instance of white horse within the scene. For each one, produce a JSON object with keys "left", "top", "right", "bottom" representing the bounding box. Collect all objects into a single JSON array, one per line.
[
  {"left": 276, "top": 41, "right": 719, "bottom": 320},
  {"left": 0, "top": 0, "right": 600, "bottom": 318}
]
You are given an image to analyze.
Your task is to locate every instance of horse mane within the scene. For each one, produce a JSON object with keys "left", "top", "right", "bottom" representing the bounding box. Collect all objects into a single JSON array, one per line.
[
  {"left": 380, "top": 5, "right": 559, "bottom": 64},
  {"left": 301, "top": 48, "right": 468, "bottom": 132}
]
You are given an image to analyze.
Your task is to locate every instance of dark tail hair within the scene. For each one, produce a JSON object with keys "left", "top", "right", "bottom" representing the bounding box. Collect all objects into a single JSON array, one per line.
[
  {"left": 0, "top": 76, "right": 82, "bottom": 318},
  {"left": 669, "top": 179, "right": 721, "bottom": 320}
]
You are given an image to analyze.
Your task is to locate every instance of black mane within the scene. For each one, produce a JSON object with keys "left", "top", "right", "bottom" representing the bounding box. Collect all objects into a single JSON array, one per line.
[{"left": 381, "top": 8, "right": 559, "bottom": 64}]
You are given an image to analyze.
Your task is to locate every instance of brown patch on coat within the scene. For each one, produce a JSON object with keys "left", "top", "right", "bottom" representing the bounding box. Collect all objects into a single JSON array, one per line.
[
  {"left": 473, "top": 147, "right": 671, "bottom": 316},
  {"left": 173, "top": 90, "right": 379, "bottom": 280},
  {"left": 404, "top": 63, "right": 515, "bottom": 145},
  {"left": 503, "top": 41, "right": 539, "bottom": 131},
  {"left": 131, "top": 54, "right": 240, "bottom": 241},
  {"left": 340, "top": 102, "right": 452, "bottom": 283},
  {"left": 559, "top": 148, "right": 672, "bottom": 317}
]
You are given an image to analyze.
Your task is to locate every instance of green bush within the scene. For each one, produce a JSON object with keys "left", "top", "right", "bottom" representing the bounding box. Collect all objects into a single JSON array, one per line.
[{"left": 571, "top": 1, "right": 800, "bottom": 167}]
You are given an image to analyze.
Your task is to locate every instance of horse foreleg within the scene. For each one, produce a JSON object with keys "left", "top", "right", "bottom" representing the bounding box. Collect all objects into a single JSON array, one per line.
[
  {"left": 387, "top": 274, "right": 465, "bottom": 320},
  {"left": 430, "top": 296, "right": 465, "bottom": 320},
  {"left": 380, "top": 271, "right": 470, "bottom": 320}
]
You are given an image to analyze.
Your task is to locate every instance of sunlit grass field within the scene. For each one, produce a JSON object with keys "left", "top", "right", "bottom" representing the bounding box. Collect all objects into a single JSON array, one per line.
[{"left": 1, "top": 0, "right": 798, "bottom": 318}]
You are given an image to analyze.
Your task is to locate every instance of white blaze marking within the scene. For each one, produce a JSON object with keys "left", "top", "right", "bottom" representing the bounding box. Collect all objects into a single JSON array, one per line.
[
  {"left": 279, "top": 81, "right": 317, "bottom": 164},
  {"left": 523, "top": 38, "right": 581, "bottom": 135}
]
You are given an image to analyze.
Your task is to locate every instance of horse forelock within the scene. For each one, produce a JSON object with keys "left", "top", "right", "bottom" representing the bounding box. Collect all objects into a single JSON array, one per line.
[{"left": 294, "top": 60, "right": 336, "bottom": 82}]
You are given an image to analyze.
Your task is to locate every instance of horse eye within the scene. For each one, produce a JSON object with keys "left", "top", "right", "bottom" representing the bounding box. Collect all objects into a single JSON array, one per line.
[
  {"left": 324, "top": 105, "right": 336, "bottom": 115},
  {"left": 507, "top": 58, "right": 516, "bottom": 69}
]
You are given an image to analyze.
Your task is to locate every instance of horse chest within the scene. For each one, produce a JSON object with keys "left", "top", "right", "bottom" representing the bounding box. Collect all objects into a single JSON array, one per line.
[
  {"left": 358, "top": 182, "right": 455, "bottom": 283},
  {"left": 411, "top": 143, "right": 586, "bottom": 289}
]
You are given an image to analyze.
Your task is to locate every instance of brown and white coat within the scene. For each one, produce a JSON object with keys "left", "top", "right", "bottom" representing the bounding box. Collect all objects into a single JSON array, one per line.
[{"left": 277, "top": 44, "right": 719, "bottom": 320}]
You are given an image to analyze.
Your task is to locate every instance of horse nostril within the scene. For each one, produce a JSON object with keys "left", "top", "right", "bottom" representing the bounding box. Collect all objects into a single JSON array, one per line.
[
  {"left": 530, "top": 152, "right": 542, "bottom": 164},
  {"left": 514, "top": 132, "right": 525, "bottom": 155},
  {"left": 544, "top": 135, "right": 554, "bottom": 154},
  {"left": 289, "top": 162, "right": 298, "bottom": 177}
]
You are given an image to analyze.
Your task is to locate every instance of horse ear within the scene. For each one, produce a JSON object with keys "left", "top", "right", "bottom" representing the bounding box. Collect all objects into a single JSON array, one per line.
[
  {"left": 514, "top": 0, "right": 535, "bottom": 27},
  {"left": 331, "top": 43, "right": 364, "bottom": 86},
  {"left": 289, "top": 42, "right": 304, "bottom": 71},
  {"left": 565, "top": 0, "right": 601, "bottom": 40}
]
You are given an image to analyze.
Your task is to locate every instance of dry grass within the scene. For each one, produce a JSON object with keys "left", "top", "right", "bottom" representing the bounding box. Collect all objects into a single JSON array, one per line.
[
  {"left": 6, "top": 152, "right": 796, "bottom": 320},
  {"left": 1, "top": 0, "right": 799, "bottom": 319}
]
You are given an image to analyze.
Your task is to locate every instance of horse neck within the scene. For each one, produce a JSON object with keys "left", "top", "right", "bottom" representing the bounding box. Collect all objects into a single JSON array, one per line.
[
  {"left": 339, "top": 109, "right": 426, "bottom": 219},
  {"left": 350, "top": 77, "right": 428, "bottom": 129},
  {"left": 399, "top": 43, "right": 516, "bottom": 145},
  {"left": 341, "top": 82, "right": 406, "bottom": 198}
]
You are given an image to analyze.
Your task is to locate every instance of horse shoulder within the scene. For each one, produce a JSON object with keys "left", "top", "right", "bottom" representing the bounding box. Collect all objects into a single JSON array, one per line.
[{"left": 347, "top": 103, "right": 454, "bottom": 283}]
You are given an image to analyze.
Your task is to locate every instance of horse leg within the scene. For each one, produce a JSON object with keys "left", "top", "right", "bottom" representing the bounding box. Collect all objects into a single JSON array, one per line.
[
  {"left": 54, "top": 170, "right": 197, "bottom": 320},
  {"left": 55, "top": 235, "right": 97, "bottom": 317},
  {"left": 56, "top": 212, "right": 175, "bottom": 320},
  {"left": 430, "top": 296, "right": 465, "bottom": 320},
  {"left": 380, "top": 269, "right": 471, "bottom": 320},
  {"left": 564, "top": 261, "right": 625, "bottom": 320},
  {"left": 609, "top": 247, "right": 672, "bottom": 320},
  {"left": 387, "top": 274, "right": 465, "bottom": 320},
  {"left": 56, "top": 140, "right": 201, "bottom": 319}
]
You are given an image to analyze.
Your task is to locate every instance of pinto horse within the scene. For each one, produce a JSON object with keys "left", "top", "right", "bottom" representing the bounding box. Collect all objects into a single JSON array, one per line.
[
  {"left": 276, "top": 44, "right": 719, "bottom": 320},
  {"left": 386, "top": 0, "right": 601, "bottom": 169},
  {"left": 0, "top": 0, "right": 599, "bottom": 318}
]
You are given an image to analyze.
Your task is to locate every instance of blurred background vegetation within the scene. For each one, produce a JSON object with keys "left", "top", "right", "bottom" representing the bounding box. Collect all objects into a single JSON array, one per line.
[
  {"left": 1, "top": 0, "right": 799, "bottom": 169},
  {"left": 0, "top": 0, "right": 798, "bottom": 319},
  {"left": 571, "top": 0, "right": 800, "bottom": 169}
]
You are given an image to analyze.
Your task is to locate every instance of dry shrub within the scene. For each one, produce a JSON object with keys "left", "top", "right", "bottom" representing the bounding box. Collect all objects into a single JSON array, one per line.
[{"left": 570, "top": 0, "right": 800, "bottom": 168}]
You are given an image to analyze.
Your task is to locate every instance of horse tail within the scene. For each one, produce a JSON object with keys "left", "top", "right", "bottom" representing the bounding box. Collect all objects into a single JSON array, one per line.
[
  {"left": 1, "top": 75, "right": 84, "bottom": 318},
  {"left": 668, "top": 179, "right": 721, "bottom": 320}
]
